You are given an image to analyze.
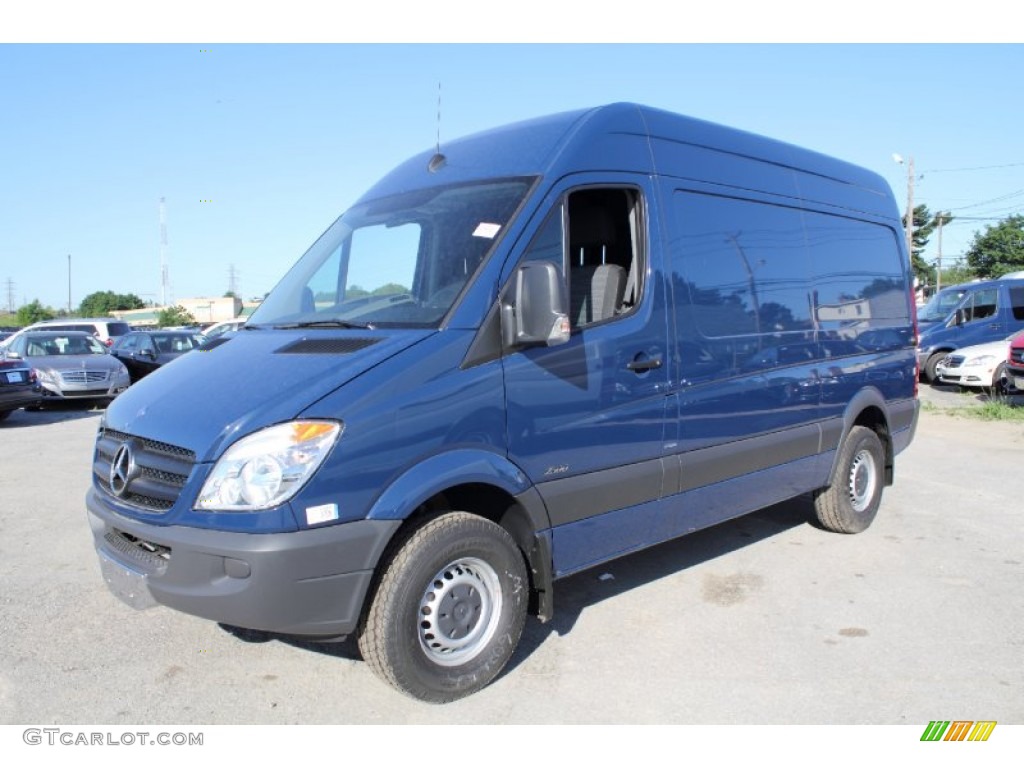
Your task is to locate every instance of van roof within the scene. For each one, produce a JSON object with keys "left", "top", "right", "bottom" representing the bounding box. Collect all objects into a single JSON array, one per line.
[{"left": 360, "top": 102, "right": 898, "bottom": 221}]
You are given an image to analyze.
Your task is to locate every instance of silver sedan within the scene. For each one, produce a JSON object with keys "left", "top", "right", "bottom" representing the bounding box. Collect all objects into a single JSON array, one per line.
[{"left": 3, "top": 330, "right": 131, "bottom": 406}]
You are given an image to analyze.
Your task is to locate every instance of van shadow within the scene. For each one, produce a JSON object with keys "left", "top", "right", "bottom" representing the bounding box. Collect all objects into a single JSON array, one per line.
[
  {"left": 1, "top": 401, "right": 106, "bottom": 428},
  {"left": 218, "top": 497, "right": 812, "bottom": 678}
]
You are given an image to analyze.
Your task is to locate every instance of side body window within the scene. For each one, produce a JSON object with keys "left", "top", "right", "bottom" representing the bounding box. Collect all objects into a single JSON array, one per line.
[
  {"left": 519, "top": 186, "right": 643, "bottom": 330},
  {"left": 670, "top": 191, "right": 812, "bottom": 379},
  {"left": 670, "top": 190, "right": 909, "bottom": 383},
  {"left": 963, "top": 288, "right": 998, "bottom": 323},
  {"left": 1010, "top": 286, "right": 1024, "bottom": 321}
]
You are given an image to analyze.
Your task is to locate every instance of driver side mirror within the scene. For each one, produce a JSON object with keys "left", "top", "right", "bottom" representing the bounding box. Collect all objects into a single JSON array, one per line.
[{"left": 500, "top": 262, "right": 571, "bottom": 350}]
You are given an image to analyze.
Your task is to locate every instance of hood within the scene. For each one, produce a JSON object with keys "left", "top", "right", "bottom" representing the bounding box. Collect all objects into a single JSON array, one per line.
[
  {"left": 949, "top": 338, "right": 1014, "bottom": 359},
  {"left": 103, "top": 328, "right": 433, "bottom": 462}
]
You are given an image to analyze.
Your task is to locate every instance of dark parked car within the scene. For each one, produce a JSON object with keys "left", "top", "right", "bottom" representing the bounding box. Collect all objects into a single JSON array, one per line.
[
  {"left": 0, "top": 354, "right": 42, "bottom": 421},
  {"left": 110, "top": 330, "right": 206, "bottom": 382}
]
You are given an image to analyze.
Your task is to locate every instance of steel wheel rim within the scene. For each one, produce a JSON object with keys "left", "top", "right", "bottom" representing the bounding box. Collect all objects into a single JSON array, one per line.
[
  {"left": 418, "top": 557, "right": 502, "bottom": 667},
  {"left": 848, "top": 448, "right": 878, "bottom": 513}
]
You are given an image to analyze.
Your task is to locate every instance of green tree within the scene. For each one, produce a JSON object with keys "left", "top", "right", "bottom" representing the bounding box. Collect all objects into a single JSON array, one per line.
[
  {"left": 965, "top": 215, "right": 1024, "bottom": 278},
  {"left": 371, "top": 283, "right": 410, "bottom": 296},
  {"left": 156, "top": 305, "right": 197, "bottom": 327},
  {"left": 16, "top": 299, "right": 55, "bottom": 326},
  {"left": 78, "top": 290, "right": 146, "bottom": 317},
  {"left": 938, "top": 263, "right": 975, "bottom": 287}
]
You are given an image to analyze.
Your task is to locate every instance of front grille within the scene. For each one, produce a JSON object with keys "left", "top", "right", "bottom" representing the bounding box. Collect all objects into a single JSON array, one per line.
[
  {"left": 94, "top": 428, "right": 195, "bottom": 513},
  {"left": 60, "top": 370, "right": 108, "bottom": 385},
  {"left": 1011, "top": 349, "right": 1024, "bottom": 364},
  {"left": 948, "top": 355, "right": 965, "bottom": 368},
  {"left": 58, "top": 388, "right": 111, "bottom": 398}
]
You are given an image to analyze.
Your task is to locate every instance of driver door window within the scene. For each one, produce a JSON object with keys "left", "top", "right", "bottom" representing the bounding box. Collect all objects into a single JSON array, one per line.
[{"left": 520, "top": 186, "right": 643, "bottom": 330}]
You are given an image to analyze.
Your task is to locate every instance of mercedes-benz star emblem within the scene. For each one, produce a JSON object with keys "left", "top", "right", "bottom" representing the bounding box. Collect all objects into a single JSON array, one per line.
[{"left": 109, "top": 443, "right": 136, "bottom": 497}]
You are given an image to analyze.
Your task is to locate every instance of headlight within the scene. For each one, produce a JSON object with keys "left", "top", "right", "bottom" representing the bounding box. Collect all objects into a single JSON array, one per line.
[
  {"left": 964, "top": 354, "right": 997, "bottom": 366},
  {"left": 34, "top": 367, "right": 57, "bottom": 384},
  {"left": 195, "top": 420, "right": 342, "bottom": 511}
]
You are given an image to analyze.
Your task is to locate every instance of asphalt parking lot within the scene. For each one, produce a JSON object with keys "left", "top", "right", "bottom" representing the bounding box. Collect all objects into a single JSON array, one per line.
[{"left": 1, "top": 388, "right": 1022, "bottom": 725}]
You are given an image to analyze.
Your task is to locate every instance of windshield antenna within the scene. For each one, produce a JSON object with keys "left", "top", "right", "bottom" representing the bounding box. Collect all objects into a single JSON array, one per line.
[{"left": 428, "top": 81, "right": 446, "bottom": 173}]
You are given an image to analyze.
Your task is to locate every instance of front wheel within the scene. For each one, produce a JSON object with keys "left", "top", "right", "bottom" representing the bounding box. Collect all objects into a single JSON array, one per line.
[
  {"left": 358, "top": 512, "right": 528, "bottom": 703},
  {"left": 985, "top": 362, "right": 1008, "bottom": 399},
  {"left": 923, "top": 352, "right": 946, "bottom": 384},
  {"left": 813, "top": 425, "right": 885, "bottom": 534}
]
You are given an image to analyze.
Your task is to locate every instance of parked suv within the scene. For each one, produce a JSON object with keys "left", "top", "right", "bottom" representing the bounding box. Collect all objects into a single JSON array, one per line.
[
  {"left": 1, "top": 318, "right": 132, "bottom": 351},
  {"left": 1006, "top": 330, "right": 1024, "bottom": 391},
  {"left": 917, "top": 278, "right": 1024, "bottom": 382}
]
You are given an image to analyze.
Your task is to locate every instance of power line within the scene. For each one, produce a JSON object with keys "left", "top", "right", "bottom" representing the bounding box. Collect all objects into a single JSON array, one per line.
[
  {"left": 922, "top": 162, "right": 1024, "bottom": 173},
  {"left": 952, "top": 189, "right": 1024, "bottom": 212}
]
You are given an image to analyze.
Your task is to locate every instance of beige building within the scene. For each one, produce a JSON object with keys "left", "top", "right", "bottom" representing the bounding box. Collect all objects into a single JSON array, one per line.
[{"left": 113, "top": 296, "right": 243, "bottom": 327}]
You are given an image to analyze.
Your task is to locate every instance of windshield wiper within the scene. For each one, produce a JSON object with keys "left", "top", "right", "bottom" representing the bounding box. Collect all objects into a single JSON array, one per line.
[{"left": 274, "top": 319, "right": 376, "bottom": 331}]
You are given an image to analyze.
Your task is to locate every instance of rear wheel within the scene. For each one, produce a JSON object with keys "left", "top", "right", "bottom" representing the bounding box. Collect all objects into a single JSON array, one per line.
[
  {"left": 813, "top": 425, "right": 885, "bottom": 534},
  {"left": 358, "top": 512, "right": 528, "bottom": 703}
]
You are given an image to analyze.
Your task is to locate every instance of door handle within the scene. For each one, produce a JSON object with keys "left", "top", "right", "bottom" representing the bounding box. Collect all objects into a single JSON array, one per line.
[{"left": 627, "top": 355, "right": 663, "bottom": 372}]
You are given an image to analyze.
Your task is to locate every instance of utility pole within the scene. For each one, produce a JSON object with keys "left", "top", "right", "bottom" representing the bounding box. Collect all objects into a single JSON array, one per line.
[
  {"left": 160, "top": 197, "right": 170, "bottom": 307},
  {"left": 67, "top": 254, "right": 72, "bottom": 314},
  {"left": 228, "top": 263, "right": 239, "bottom": 297},
  {"left": 904, "top": 157, "right": 915, "bottom": 263},
  {"left": 5, "top": 278, "right": 14, "bottom": 313},
  {"left": 936, "top": 213, "right": 945, "bottom": 295},
  {"left": 893, "top": 154, "right": 915, "bottom": 268}
]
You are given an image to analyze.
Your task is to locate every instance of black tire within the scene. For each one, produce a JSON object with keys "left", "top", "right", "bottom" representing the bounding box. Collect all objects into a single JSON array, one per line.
[
  {"left": 357, "top": 511, "right": 528, "bottom": 703},
  {"left": 985, "top": 362, "right": 1008, "bottom": 399},
  {"left": 923, "top": 352, "right": 946, "bottom": 384},
  {"left": 0, "top": 410, "right": 10, "bottom": 422},
  {"left": 813, "top": 425, "right": 885, "bottom": 534}
]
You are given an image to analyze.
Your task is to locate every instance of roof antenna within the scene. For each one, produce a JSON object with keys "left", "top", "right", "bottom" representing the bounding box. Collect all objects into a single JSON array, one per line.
[{"left": 428, "top": 81, "right": 446, "bottom": 173}]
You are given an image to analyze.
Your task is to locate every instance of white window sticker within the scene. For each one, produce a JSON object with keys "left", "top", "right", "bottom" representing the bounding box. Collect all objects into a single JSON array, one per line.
[
  {"left": 305, "top": 503, "right": 339, "bottom": 526},
  {"left": 473, "top": 222, "right": 501, "bottom": 239}
]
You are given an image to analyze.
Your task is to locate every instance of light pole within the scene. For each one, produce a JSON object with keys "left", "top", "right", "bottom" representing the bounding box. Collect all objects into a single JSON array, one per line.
[{"left": 67, "top": 254, "right": 72, "bottom": 314}]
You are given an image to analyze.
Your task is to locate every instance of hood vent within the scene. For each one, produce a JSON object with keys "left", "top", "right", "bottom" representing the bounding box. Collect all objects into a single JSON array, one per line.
[{"left": 275, "top": 337, "right": 381, "bottom": 355}]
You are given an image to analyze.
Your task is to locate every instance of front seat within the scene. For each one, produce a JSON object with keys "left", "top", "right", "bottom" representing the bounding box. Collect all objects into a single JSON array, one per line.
[{"left": 571, "top": 263, "right": 626, "bottom": 326}]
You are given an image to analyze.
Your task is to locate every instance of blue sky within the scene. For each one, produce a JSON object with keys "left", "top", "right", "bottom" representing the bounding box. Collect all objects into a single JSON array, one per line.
[{"left": 2, "top": 41, "right": 1022, "bottom": 311}]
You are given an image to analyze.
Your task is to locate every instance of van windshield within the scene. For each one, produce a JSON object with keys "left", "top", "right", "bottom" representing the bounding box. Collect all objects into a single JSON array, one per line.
[
  {"left": 249, "top": 178, "right": 532, "bottom": 329},
  {"left": 918, "top": 285, "right": 968, "bottom": 322}
]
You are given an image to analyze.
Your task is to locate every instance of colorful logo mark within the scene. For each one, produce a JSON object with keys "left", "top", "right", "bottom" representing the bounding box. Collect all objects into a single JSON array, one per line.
[{"left": 920, "top": 721, "right": 997, "bottom": 742}]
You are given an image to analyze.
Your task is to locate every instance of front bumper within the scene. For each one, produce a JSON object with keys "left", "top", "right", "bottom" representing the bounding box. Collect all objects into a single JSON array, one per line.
[
  {"left": 41, "top": 375, "right": 128, "bottom": 400},
  {"left": 1008, "top": 363, "right": 1024, "bottom": 392},
  {"left": 87, "top": 487, "right": 400, "bottom": 637}
]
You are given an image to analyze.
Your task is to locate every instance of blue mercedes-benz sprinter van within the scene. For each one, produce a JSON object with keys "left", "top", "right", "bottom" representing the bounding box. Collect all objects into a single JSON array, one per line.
[
  {"left": 916, "top": 277, "right": 1024, "bottom": 382},
  {"left": 87, "top": 103, "right": 919, "bottom": 702}
]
